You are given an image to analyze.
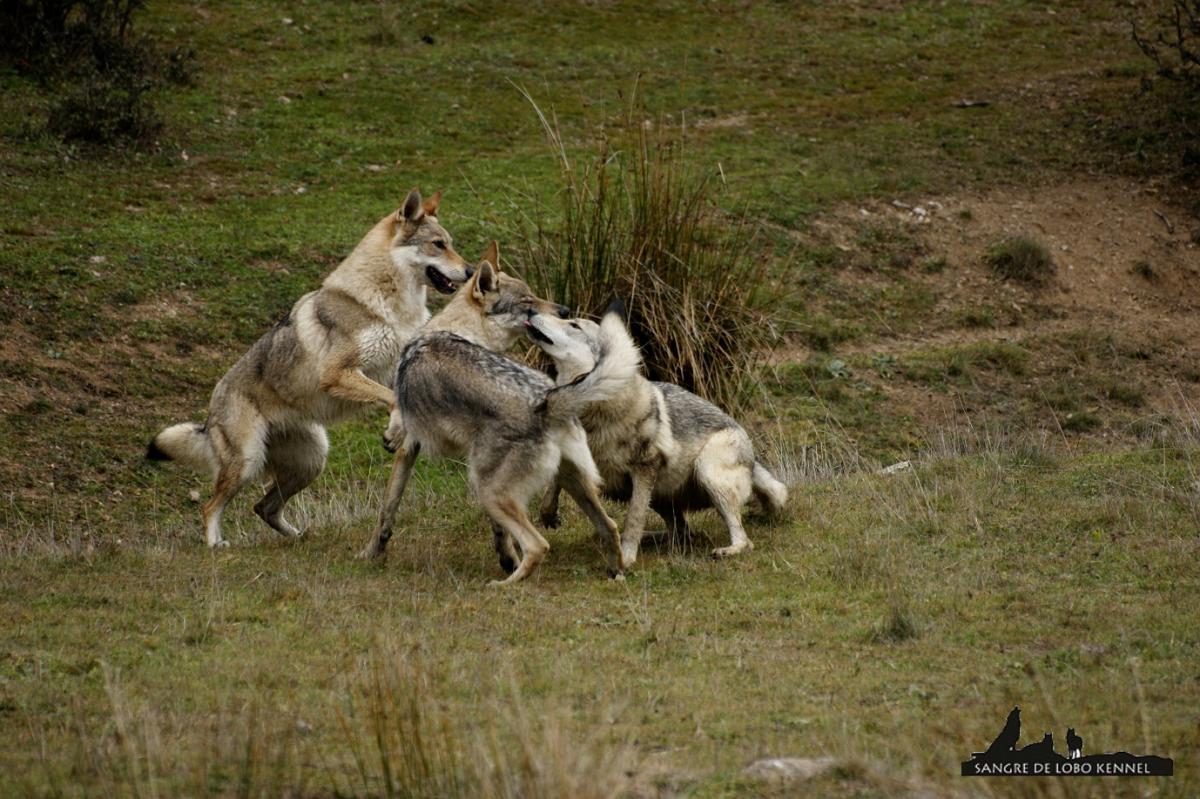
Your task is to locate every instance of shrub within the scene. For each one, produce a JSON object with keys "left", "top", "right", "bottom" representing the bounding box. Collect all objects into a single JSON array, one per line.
[
  {"left": 1130, "top": 2, "right": 1200, "bottom": 172},
  {"left": 1132, "top": 1, "right": 1200, "bottom": 87},
  {"left": 0, "top": 0, "right": 194, "bottom": 144},
  {"left": 510, "top": 95, "right": 785, "bottom": 410},
  {"left": 985, "top": 236, "right": 1055, "bottom": 285},
  {"left": 46, "top": 64, "right": 160, "bottom": 142}
]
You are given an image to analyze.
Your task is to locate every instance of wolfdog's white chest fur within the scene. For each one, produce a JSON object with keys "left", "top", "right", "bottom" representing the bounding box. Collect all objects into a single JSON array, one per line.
[{"left": 358, "top": 324, "right": 406, "bottom": 385}]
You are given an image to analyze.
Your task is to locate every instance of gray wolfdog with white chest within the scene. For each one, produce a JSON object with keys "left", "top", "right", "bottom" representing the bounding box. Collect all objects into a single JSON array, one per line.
[
  {"left": 527, "top": 307, "right": 788, "bottom": 566},
  {"left": 359, "top": 244, "right": 640, "bottom": 584},
  {"left": 148, "top": 189, "right": 472, "bottom": 548}
]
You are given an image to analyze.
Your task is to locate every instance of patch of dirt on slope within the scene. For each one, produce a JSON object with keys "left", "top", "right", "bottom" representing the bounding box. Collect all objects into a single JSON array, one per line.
[{"left": 784, "top": 177, "right": 1200, "bottom": 445}]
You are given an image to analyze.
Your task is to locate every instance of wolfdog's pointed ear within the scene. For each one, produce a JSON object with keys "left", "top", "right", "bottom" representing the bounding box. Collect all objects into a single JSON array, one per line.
[
  {"left": 599, "top": 302, "right": 639, "bottom": 363},
  {"left": 603, "top": 297, "right": 627, "bottom": 322},
  {"left": 399, "top": 187, "right": 424, "bottom": 225},
  {"left": 481, "top": 240, "right": 500, "bottom": 272},
  {"left": 472, "top": 259, "right": 497, "bottom": 301},
  {"left": 421, "top": 189, "right": 442, "bottom": 217},
  {"left": 600, "top": 303, "right": 631, "bottom": 336}
]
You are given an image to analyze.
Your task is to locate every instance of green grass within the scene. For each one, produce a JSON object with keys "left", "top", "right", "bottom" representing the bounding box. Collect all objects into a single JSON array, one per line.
[
  {"left": 4, "top": 442, "right": 1199, "bottom": 797},
  {"left": 2, "top": 0, "right": 1199, "bottom": 795}
]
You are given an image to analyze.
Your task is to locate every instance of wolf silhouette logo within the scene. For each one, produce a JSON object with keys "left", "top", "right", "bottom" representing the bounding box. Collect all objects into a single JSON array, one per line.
[
  {"left": 1067, "top": 728, "right": 1084, "bottom": 760},
  {"left": 984, "top": 706, "right": 1021, "bottom": 756},
  {"left": 962, "top": 708, "right": 1172, "bottom": 777}
]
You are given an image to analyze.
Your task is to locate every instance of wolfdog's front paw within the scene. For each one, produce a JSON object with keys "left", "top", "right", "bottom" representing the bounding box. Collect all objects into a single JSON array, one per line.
[
  {"left": 208, "top": 539, "right": 230, "bottom": 549},
  {"left": 712, "top": 541, "right": 753, "bottom": 558},
  {"left": 382, "top": 409, "right": 405, "bottom": 453}
]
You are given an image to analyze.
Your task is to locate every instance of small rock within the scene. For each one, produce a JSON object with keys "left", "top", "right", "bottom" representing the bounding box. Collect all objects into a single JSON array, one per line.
[
  {"left": 188, "top": 489, "right": 201, "bottom": 503},
  {"left": 744, "top": 757, "right": 837, "bottom": 781},
  {"left": 277, "top": 95, "right": 291, "bottom": 104},
  {"left": 879, "top": 460, "right": 912, "bottom": 476},
  {"left": 281, "top": 17, "right": 293, "bottom": 25},
  {"left": 365, "top": 164, "right": 385, "bottom": 173},
  {"left": 89, "top": 255, "right": 107, "bottom": 265}
]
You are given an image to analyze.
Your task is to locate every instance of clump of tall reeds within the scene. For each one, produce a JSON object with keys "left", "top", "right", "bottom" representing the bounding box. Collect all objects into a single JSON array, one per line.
[{"left": 511, "top": 90, "right": 785, "bottom": 411}]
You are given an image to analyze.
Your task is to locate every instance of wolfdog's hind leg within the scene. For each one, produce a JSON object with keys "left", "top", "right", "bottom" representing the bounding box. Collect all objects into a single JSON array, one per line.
[
  {"left": 201, "top": 414, "right": 266, "bottom": 548},
  {"left": 493, "top": 521, "right": 520, "bottom": 575},
  {"left": 485, "top": 498, "right": 548, "bottom": 586},
  {"left": 651, "top": 499, "right": 691, "bottom": 545},
  {"left": 694, "top": 441, "right": 754, "bottom": 558},
  {"left": 255, "top": 423, "right": 328, "bottom": 538},
  {"left": 358, "top": 440, "right": 421, "bottom": 560},
  {"left": 539, "top": 481, "right": 562, "bottom": 529},
  {"left": 203, "top": 465, "right": 250, "bottom": 548}
]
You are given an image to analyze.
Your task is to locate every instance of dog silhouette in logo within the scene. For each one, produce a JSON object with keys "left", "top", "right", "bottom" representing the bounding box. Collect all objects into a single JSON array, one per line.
[
  {"left": 1067, "top": 728, "right": 1083, "bottom": 759},
  {"left": 985, "top": 706, "right": 1021, "bottom": 757},
  {"left": 1023, "top": 732, "right": 1055, "bottom": 756}
]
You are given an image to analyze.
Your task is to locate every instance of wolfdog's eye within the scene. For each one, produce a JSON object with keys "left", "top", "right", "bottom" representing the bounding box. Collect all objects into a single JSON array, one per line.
[
  {"left": 433, "top": 240, "right": 446, "bottom": 250},
  {"left": 569, "top": 322, "right": 581, "bottom": 330}
]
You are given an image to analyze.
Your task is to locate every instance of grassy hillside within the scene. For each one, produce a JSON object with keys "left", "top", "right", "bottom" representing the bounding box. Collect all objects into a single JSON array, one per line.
[{"left": 1, "top": 1, "right": 1197, "bottom": 796}]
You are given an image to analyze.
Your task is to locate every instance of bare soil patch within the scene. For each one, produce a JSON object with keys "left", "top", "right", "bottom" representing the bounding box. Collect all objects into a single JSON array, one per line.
[{"left": 781, "top": 176, "right": 1200, "bottom": 442}]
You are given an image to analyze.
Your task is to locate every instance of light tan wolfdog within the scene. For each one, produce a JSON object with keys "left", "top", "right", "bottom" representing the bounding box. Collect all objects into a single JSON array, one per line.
[
  {"left": 528, "top": 308, "right": 788, "bottom": 565},
  {"left": 148, "top": 189, "right": 473, "bottom": 547},
  {"left": 360, "top": 244, "right": 634, "bottom": 584}
]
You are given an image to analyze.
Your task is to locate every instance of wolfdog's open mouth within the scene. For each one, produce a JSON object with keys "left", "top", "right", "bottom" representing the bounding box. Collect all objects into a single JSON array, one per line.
[
  {"left": 525, "top": 319, "right": 554, "bottom": 346},
  {"left": 425, "top": 266, "right": 457, "bottom": 295}
]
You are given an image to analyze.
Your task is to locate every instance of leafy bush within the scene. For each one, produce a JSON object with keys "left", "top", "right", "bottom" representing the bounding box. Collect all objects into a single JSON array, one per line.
[
  {"left": 0, "top": 0, "right": 194, "bottom": 144},
  {"left": 511, "top": 96, "right": 785, "bottom": 410},
  {"left": 985, "top": 236, "right": 1055, "bottom": 285}
]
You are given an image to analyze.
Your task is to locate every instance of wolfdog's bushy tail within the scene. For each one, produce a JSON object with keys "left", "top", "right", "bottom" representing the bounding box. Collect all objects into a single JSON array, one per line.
[
  {"left": 147, "top": 422, "right": 215, "bottom": 474},
  {"left": 751, "top": 462, "right": 788, "bottom": 514},
  {"left": 542, "top": 309, "right": 641, "bottom": 423}
]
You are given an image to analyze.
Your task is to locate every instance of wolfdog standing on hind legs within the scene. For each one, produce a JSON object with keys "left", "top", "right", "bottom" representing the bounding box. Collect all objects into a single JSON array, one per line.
[
  {"left": 359, "top": 243, "right": 639, "bottom": 584},
  {"left": 148, "top": 189, "right": 473, "bottom": 548}
]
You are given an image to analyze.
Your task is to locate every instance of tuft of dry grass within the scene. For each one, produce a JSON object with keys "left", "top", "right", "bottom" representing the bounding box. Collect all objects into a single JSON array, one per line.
[
  {"left": 509, "top": 88, "right": 786, "bottom": 411},
  {"left": 985, "top": 236, "right": 1056, "bottom": 285},
  {"left": 30, "top": 644, "right": 629, "bottom": 799}
]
